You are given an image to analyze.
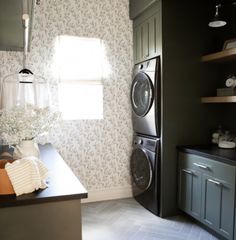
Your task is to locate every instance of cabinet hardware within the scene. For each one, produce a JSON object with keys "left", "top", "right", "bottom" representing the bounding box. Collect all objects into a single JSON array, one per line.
[
  {"left": 208, "top": 178, "right": 222, "bottom": 186},
  {"left": 182, "top": 169, "right": 192, "bottom": 175},
  {"left": 193, "top": 163, "right": 208, "bottom": 169}
]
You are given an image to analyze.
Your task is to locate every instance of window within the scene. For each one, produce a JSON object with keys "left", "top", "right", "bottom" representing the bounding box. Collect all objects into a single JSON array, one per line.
[
  {"left": 58, "top": 83, "right": 103, "bottom": 120},
  {"left": 54, "top": 36, "right": 109, "bottom": 120}
]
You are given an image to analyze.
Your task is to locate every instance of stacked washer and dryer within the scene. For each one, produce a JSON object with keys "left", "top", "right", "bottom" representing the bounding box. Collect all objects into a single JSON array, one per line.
[{"left": 130, "top": 57, "right": 161, "bottom": 216}]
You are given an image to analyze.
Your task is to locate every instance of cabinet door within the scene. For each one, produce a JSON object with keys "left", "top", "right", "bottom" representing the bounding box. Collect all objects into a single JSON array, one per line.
[
  {"left": 133, "top": 21, "right": 149, "bottom": 63},
  {"left": 202, "top": 174, "right": 234, "bottom": 240},
  {"left": 133, "top": 9, "right": 161, "bottom": 64},
  {"left": 178, "top": 168, "right": 201, "bottom": 220},
  {"left": 141, "top": 21, "right": 150, "bottom": 61},
  {"left": 133, "top": 26, "right": 142, "bottom": 63},
  {"left": 147, "top": 11, "right": 161, "bottom": 59}
]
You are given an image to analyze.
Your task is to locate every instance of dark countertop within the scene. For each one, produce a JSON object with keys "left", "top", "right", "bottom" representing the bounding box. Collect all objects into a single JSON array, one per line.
[
  {"left": 178, "top": 144, "right": 236, "bottom": 166},
  {"left": 0, "top": 144, "right": 88, "bottom": 208}
]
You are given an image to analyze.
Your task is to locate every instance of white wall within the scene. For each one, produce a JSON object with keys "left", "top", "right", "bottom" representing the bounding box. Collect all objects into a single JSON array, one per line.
[{"left": 0, "top": 0, "right": 133, "bottom": 201}]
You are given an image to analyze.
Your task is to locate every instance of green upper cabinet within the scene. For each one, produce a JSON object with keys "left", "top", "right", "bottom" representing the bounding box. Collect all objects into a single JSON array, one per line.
[
  {"left": 133, "top": 3, "right": 161, "bottom": 64},
  {"left": 130, "top": 0, "right": 157, "bottom": 19},
  {"left": 0, "top": 0, "right": 35, "bottom": 51}
]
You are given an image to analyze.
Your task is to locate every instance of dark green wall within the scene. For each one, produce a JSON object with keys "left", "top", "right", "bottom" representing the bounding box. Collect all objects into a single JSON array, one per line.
[
  {"left": 160, "top": 0, "right": 224, "bottom": 217},
  {"left": 218, "top": 4, "right": 236, "bottom": 133},
  {"left": 130, "top": 0, "right": 236, "bottom": 217}
]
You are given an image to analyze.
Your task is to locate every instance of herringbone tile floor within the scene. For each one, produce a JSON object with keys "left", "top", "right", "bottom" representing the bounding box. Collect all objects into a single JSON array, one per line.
[{"left": 82, "top": 198, "right": 219, "bottom": 240}]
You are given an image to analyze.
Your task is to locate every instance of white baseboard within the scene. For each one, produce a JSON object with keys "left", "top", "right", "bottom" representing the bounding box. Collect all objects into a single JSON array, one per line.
[{"left": 81, "top": 186, "right": 133, "bottom": 203}]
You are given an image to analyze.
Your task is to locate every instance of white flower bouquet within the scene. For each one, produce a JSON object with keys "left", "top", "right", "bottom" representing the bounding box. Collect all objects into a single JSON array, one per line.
[{"left": 0, "top": 104, "right": 61, "bottom": 145}]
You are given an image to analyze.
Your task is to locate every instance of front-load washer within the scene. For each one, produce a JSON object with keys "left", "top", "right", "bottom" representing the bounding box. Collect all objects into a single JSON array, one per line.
[
  {"left": 131, "top": 57, "right": 160, "bottom": 137},
  {"left": 130, "top": 134, "right": 160, "bottom": 215}
]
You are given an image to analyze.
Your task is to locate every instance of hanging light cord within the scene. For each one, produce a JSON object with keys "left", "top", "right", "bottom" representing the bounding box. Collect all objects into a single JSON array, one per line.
[
  {"left": 22, "top": 14, "right": 29, "bottom": 69},
  {"left": 215, "top": 4, "right": 220, "bottom": 17},
  {"left": 22, "top": 0, "right": 30, "bottom": 69}
]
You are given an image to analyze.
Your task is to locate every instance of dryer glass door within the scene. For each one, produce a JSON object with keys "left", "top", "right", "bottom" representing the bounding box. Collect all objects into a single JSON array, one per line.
[
  {"left": 131, "top": 148, "right": 153, "bottom": 191},
  {"left": 131, "top": 72, "right": 153, "bottom": 117}
]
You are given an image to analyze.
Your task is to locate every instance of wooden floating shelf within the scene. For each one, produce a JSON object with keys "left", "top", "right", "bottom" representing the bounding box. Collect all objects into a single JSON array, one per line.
[
  {"left": 201, "top": 48, "right": 236, "bottom": 63},
  {"left": 201, "top": 96, "right": 236, "bottom": 103}
]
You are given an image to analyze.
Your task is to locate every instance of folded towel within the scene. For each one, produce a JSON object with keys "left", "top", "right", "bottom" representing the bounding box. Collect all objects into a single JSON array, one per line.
[{"left": 5, "top": 156, "right": 49, "bottom": 196}]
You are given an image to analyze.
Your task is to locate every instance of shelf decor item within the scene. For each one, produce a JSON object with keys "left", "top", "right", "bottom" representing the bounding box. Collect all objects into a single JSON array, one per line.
[
  {"left": 225, "top": 75, "right": 236, "bottom": 87},
  {"left": 217, "top": 88, "right": 236, "bottom": 96},
  {"left": 223, "top": 39, "right": 236, "bottom": 50},
  {"left": 0, "top": 104, "right": 61, "bottom": 159}
]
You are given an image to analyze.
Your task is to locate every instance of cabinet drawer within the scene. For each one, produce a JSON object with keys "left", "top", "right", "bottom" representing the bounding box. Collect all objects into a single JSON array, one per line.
[{"left": 179, "top": 152, "right": 236, "bottom": 184}]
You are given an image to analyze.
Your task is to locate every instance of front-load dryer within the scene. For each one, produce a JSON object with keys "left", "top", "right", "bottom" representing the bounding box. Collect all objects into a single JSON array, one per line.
[
  {"left": 130, "top": 134, "right": 160, "bottom": 215},
  {"left": 131, "top": 57, "right": 160, "bottom": 137}
]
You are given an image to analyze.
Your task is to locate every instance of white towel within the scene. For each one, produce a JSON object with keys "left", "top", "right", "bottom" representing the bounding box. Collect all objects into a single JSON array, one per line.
[{"left": 5, "top": 156, "right": 49, "bottom": 196}]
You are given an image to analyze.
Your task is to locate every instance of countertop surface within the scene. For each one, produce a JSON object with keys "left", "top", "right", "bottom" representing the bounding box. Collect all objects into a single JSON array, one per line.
[
  {"left": 0, "top": 144, "right": 88, "bottom": 208},
  {"left": 178, "top": 144, "right": 236, "bottom": 166}
]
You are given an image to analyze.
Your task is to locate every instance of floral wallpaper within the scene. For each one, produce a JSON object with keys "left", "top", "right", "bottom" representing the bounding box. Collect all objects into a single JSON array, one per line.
[{"left": 0, "top": 0, "right": 133, "bottom": 194}]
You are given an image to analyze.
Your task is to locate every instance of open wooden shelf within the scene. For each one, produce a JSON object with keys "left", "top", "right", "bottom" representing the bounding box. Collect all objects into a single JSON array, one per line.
[
  {"left": 201, "top": 96, "right": 236, "bottom": 103},
  {"left": 201, "top": 48, "right": 236, "bottom": 63}
]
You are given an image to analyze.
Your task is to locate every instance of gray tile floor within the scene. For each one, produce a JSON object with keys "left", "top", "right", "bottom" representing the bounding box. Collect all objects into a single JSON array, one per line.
[{"left": 82, "top": 198, "right": 219, "bottom": 240}]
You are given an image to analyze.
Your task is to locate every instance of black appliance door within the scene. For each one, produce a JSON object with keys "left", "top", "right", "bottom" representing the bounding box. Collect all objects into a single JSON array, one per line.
[
  {"left": 130, "top": 148, "right": 153, "bottom": 192},
  {"left": 131, "top": 72, "right": 154, "bottom": 117}
]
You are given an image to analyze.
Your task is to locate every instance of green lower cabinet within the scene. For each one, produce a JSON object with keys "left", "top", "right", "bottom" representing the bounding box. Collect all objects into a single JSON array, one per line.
[
  {"left": 202, "top": 174, "right": 234, "bottom": 240},
  {"left": 178, "top": 152, "right": 236, "bottom": 240},
  {"left": 178, "top": 168, "right": 201, "bottom": 220}
]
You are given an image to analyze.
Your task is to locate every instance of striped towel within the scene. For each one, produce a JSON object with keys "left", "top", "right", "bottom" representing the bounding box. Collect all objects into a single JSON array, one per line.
[{"left": 5, "top": 157, "right": 49, "bottom": 196}]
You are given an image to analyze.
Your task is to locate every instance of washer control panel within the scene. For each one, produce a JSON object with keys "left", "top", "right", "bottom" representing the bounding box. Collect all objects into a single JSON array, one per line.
[{"left": 133, "top": 135, "right": 159, "bottom": 152}]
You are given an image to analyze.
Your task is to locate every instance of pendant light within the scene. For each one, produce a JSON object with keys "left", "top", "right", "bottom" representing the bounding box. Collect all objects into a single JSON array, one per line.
[{"left": 208, "top": 4, "right": 227, "bottom": 28}]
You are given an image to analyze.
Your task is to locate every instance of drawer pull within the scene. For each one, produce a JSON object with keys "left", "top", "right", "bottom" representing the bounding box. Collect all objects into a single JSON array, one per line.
[
  {"left": 182, "top": 169, "right": 192, "bottom": 175},
  {"left": 208, "top": 179, "right": 222, "bottom": 186},
  {"left": 194, "top": 163, "right": 208, "bottom": 169}
]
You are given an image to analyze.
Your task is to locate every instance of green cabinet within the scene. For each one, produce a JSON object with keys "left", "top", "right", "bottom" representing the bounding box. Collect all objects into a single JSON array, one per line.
[
  {"left": 133, "top": 3, "right": 161, "bottom": 64},
  {"left": 178, "top": 164, "right": 201, "bottom": 220},
  {"left": 0, "top": 0, "right": 35, "bottom": 51},
  {"left": 130, "top": 0, "right": 157, "bottom": 19},
  {"left": 202, "top": 172, "right": 235, "bottom": 240},
  {"left": 178, "top": 152, "right": 236, "bottom": 240}
]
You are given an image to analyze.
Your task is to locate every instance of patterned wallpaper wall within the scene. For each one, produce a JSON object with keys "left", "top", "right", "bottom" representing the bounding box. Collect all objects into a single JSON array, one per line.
[{"left": 0, "top": 0, "right": 133, "bottom": 194}]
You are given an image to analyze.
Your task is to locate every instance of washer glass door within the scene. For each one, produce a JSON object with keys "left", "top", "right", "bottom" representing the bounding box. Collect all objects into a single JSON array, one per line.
[
  {"left": 131, "top": 72, "right": 153, "bottom": 117},
  {"left": 131, "top": 148, "right": 153, "bottom": 191}
]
